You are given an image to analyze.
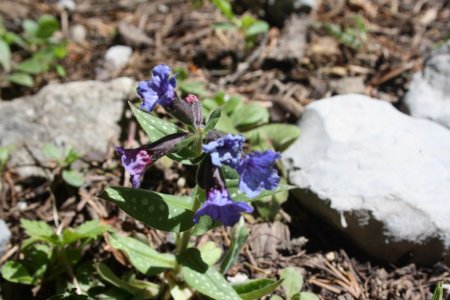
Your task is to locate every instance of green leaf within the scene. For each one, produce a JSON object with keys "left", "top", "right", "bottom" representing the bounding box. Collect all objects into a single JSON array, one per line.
[
  {"left": 36, "top": 15, "right": 59, "bottom": 39},
  {"left": 99, "top": 186, "right": 195, "bottom": 233},
  {"left": 0, "top": 39, "right": 11, "bottom": 71},
  {"left": 62, "top": 170, "right": 84, "bottom": 187},
  {"left": 215, "top": 112, "right": 238, "bottom": 134},
  {"left": 179, "top": 248, "right": 241, "bottom": 300},
  {"left": 23, "top": 19, "right": 38, "bottom": 36},
  {"left": 191, "top": 215, "right": 220, "bottom": 236},
  {"left": 1, "top": 261, "right": 34, "bottom": 284},
  {"left": 281, "top": 267, "right": 303, "bottom": 300},
  {"left": 244, "top": 124, "right": 300, "bottom": 151},
  {"left": 245, "top": 20, "right": 269, "bottom": 36},
  {"left": 7, "top": 72, "right": 34, "bottom": 87},
  {"left": 15, "top": 58, "right": 44, "bottom": 74},
  {"left": 233, "top": 279, "right": 282, "bottom": 300},
  {"left": 231, "top": 103, "right": 269, "bottom": 130},
  {"left": 95, "top": 263, "right": 136, "bottom": 295},
  {"left": 432, "top": 282, "right": 443, "bottom": 300},
  {"left": 300, "top": 292, "right": 320, "bottom": 300},
  {"left": 55, "top": 64, "right": 66, "bottom": 77},
  {"left": 220, "top": 218, "right": 248, "bottom": 274},
  {"left": 212, "top": 22, "right": 237, "bottom": 30},
  {"left": 204, "top": 107, "right": 222, "bottom": 132},
  {"left": 199, "top": 241, "right": 223, "bottom": 266},
  {"left": 64, "top": 147, "right": 81, "bottom": 165},
  {"left": 22, "top": 243, "right": 51, "bottom": 282},
  {"left": 108, "top": 233, "right": 176, "bottom": 274},
  {"left": 42, "top": 143, "right": 63, "bottom": 161},
  {"left": 0, "top": 145, "right": 11, "bottom": 171},
  {"left": 62, "top": 220, "right": 108, "bottom": 245},
  {"left": 270, "top": 296, "right": 283, "bottom": 300},
  {"left": 20, "top": 219, "right": 57, "bottom": 244},
  {"left": 226, "top": 179, "right": 296, "bottom": 202},
  {"left": 211, "top": 0, "right": 235, "bottom": 20},
  {"left": 130, "top": 103, "right": 180, "bottom": 142},
  {"left": 178, "top": 80, "right": 209, "bottom": 97}
]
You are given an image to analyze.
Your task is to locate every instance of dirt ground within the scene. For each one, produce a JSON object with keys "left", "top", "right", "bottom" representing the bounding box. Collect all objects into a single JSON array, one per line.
[{"left": 0, "top": 0, "right": 449, "bottom": 299}]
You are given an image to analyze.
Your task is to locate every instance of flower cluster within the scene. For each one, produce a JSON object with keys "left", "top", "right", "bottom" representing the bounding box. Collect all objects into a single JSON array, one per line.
[{"left": 117, "top": 64, "right": 281, "bottom": 226}]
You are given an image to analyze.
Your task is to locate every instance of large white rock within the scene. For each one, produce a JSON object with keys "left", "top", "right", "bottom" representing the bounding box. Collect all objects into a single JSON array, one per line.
[
  {"left": 0, "top": 78, "right": 135, "bottom": 177},
  {"left": 403, "top": 41, "right": 450, "bottom": 127},
  {"left": 283, "top": 94, "right": 450, "bottom": 265},
  {"left": 0, "top": 219, "right": 11, "bottom": 256}
]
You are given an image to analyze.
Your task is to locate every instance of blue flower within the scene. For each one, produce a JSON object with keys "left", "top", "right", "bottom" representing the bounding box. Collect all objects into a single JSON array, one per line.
[
  {"left": 237, "top": 150, "right": 281, "bottom": 198},
  {"left": 116, "top": 133, "right": 187, "bottom": 188},
  {"left": 137, "top": 64, "right": 176, "bottom": 112},
  {"left": 194, "top": 189, "right": 253, "bottom": 226},
  {"left": 202, "top": 134, "right": 245, "bottom": 168},
  {"left": 115, "top": 146, "right": 153, "bottom": 188}
]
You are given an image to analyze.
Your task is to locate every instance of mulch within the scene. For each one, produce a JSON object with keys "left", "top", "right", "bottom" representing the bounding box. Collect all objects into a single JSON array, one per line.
[{"left": 0, "top": 0, "right": 449, "bottom": 299}]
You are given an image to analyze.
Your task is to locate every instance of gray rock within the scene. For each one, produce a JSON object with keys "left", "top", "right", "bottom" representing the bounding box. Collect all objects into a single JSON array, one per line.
[
  {"left": 283, "top": 94, "right": 450, "bottom": 265},
  {"left": 0, "top": 219, "right": 11, "bottom": 256},
  {"left": 105, "top": 45, "right": 133, "bottom": 70},
  {"left": 403, "top": 41, "right": 450, "bottom": 128},
  {"left": 0, "top": 78, "right": 135, "bottom": 177}
]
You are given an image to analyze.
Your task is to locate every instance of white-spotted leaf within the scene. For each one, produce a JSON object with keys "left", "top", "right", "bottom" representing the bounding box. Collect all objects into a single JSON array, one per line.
[{"left": 100, "top": 186, "right": 195, "bottom": 232}]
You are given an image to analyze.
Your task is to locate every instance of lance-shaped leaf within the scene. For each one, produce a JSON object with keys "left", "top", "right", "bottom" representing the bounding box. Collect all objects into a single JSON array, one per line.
[
  {"left": 233, "top": 279, "right": 283, "bottom": 300},
  {"left": 95, "top": 263, "right": 141, "bottom": 296},
  {"left": 225, "top": 179, "right": 295, "bottom": 202},
  {"left": 99, "top": 187, "right": 195, "bottom": 232},
  {"left": 220, "top": 218, "right": 248, "bottom": 274},
  {"left": 130, "top": 103, "right": 180, "bottom": 142},
  {"left": 178, "top": 248, "right": 241, "bottom": 300},
  {"left": 108, "top": 233, "right": 176, "bottom": 274},
  {"left": 204, "top": 107, "right": 222, "bottom": 132}
]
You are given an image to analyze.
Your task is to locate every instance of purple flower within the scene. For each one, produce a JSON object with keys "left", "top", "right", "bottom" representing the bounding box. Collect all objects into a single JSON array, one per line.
[
  {"left": 115, "top": 146, "right": 153, "bottom": 188},
  {"left": 237, "top": 150, "right": 281, "bottom": 198},
  {"left": 137, "top": 64, "right": 176, "bottom": 112},
  {"left": 116, "top": 133, "right": 187, "bottom": 188},
  {"left": 202, "top": 134, "right": 245, "bottom": 168},
  {"left": 194, "top": 189, "right": 253, "bottom": 226}
]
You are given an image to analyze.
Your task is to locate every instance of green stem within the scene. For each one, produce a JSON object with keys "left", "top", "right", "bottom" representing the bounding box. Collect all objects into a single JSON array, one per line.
[{"left": 174, "top": 187, "right": 202, "bottom": 274}]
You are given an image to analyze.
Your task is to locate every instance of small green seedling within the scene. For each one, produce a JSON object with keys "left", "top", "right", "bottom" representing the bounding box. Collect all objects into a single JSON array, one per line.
[
  {"left": 210, "top": 0, "right": 269, "bottom": 48},
  {"left": 322, "top": 15, "right": 367, "bottom": 50},
  {"left": 270, "top": 267, "right": 319, "bottom": 300},
  {"left": 42, "top": 143, "right": 84, "bottom": 187},
  {"left": 432, "top": 282, "right": 444, "bottom": 300},
  {"left": 0, "top": 15, "right": 67, "bottom": 88},
  {"left": 1, "top": 220, "right": 108, "bottom": 290}
]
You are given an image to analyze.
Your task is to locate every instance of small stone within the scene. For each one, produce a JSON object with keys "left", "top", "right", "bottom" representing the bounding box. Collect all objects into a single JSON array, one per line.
[
  {"left": 0, "top": 219, "right": 11, "bottom": 256},
  {"left": 283, "top": 94, "right": 450, "bottom": 265},
  {"left": 105, "top": 45, "right": 133, "bottom": 70},
  {"left": 70, "top": 24, "right": 87, "bottom": 43},
  {"left": 403, "top": 40, "right": 450, "bottom": 127},
  {"left": 325, "top": 252, "right": 335, "bottom": 261}
]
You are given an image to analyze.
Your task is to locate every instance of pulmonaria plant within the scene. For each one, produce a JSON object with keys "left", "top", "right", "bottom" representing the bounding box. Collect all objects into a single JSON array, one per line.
[{"left": 101, "top": 64, "right": 294, "bottom": 300}]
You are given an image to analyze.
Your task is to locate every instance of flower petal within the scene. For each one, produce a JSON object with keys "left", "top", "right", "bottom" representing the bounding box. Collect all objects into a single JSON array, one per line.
[
  {"left": 237, "top": 150, "right": 281, "bottom": 198},
  {"left": 115, "top": 146, "right": 153, "bottom": 188},
  {"left": 193, "top": 188, "right": 253, "bottom": 226},
  {"left": 202, "top": 134, "right": 245, "bottom": 168}
]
